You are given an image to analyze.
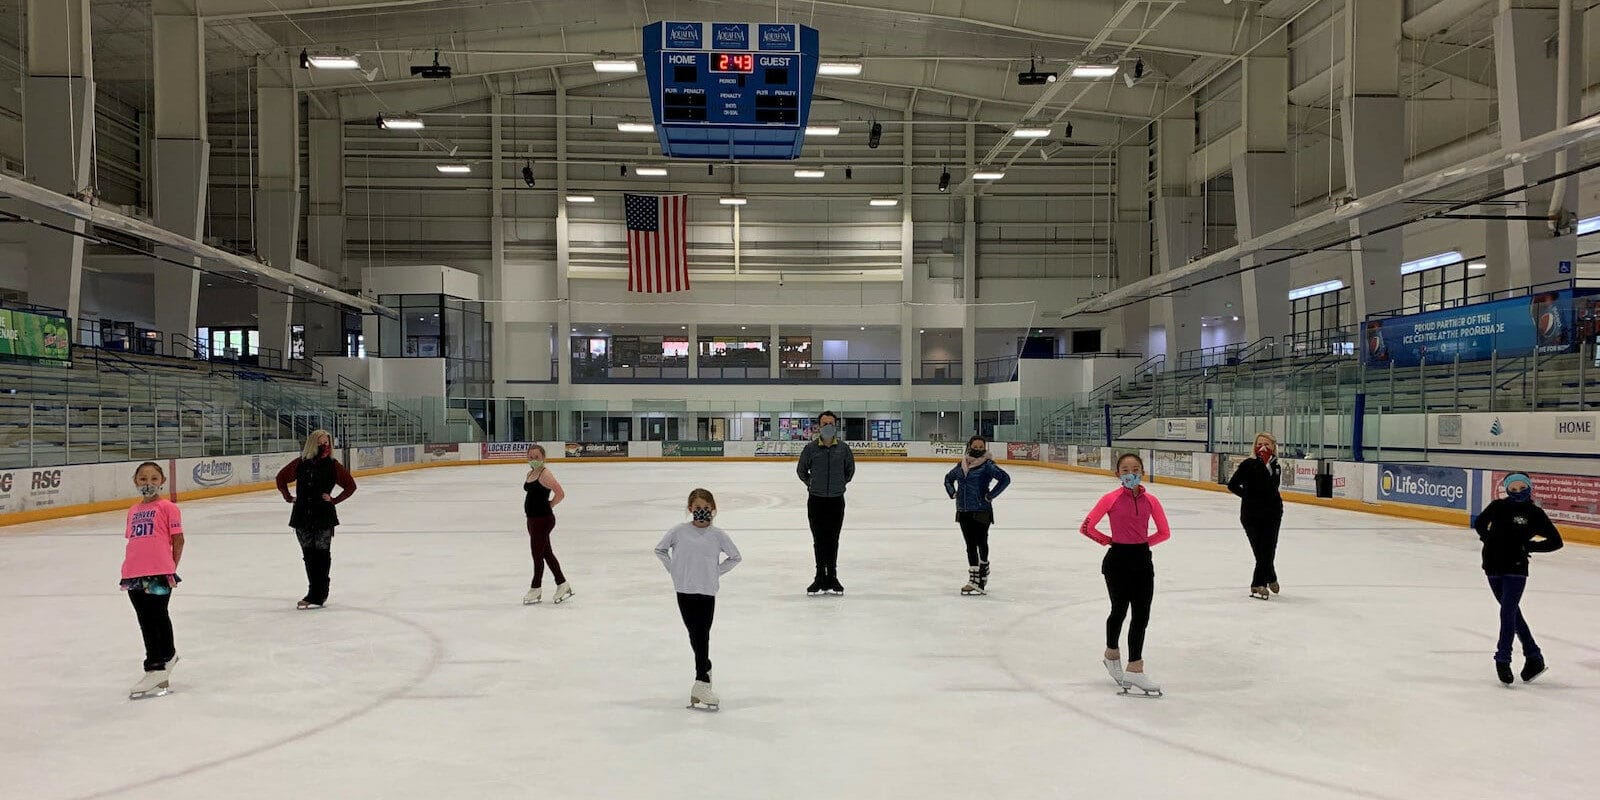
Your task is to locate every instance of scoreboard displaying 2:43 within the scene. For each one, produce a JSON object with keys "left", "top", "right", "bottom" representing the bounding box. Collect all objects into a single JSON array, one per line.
[{"left": 643, "top": 21, "right": 820, "bottom": 160}]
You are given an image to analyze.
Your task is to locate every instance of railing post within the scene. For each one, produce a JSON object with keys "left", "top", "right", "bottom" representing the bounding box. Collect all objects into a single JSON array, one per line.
[
  {"left": 1531, "top": 348, "right": 1540, "bottom": 410},
  {"left": 1419, "top": 356, "right": 1427, "bottom": 413},
  {"left": 126, "top": 405, "right": 132, "bottom": 457},
  {"left": 1580, "top": 339, "right": 1589, "bottom": 409},
  {"left": 97, "top": 405, "right": 104, "bottom": 462},
  {"left": 28, "top": 401, "right": 34, "bottom": 466},
  {"left": 1453, "top": 354, "right": 1461, "bottom": 412},
  {"left": 1489, "top": 350, "right": 1498, "bottom": 412}
]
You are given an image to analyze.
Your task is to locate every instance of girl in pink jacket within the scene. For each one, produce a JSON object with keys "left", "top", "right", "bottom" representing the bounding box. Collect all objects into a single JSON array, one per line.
[{"left": 1079, "top": 452, "right": 1170, "bottom": 697}]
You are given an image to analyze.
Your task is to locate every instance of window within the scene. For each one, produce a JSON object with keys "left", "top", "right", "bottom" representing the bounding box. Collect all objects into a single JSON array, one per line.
[
  {"left": 1399, "top": 255, "right": 1485, "bottom": 314},
  {"left": 1288, "top": 281, "right": 1351, "bottom": 348}
]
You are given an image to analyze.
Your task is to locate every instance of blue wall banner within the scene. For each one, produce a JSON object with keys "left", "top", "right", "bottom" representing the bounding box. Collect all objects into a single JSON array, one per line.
[
  {"left": 1378, "top": 463, "right": 1470, "bottom": 510},
  {"left": 1363, "top": 290, "right": 1575, "bottom": 367}
]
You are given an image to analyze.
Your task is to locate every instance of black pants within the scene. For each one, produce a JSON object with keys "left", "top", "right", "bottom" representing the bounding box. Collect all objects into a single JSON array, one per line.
[
  {"left": 807, "top": 495, "right": 846, "bottom": 569},
  {"left": 128, "top": 588, "right": 175, "bottom": 672},
  {"left": 296, "top": 527, "right": 335, "bottom": 604},
  {"left": 526, "top": 515, "right": 566, "bottom": 588},
  {"left": 1102, "top": 544, "right": 1154, "bottom": 663},
  {"left": 957, "top": 511, "right": 991, "bottom": 566},
  {"left": 676, "top": 592, "right": 716, "bottom": 682},
  {"left": 1242, "top": 515, "right": 1281, "bottom": 587}
]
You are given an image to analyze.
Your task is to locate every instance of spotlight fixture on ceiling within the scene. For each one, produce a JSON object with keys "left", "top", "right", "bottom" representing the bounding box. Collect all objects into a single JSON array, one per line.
[
  {"left": 1017, "top": 58, "right": 1057, "bottom": 85},
  {"left": 411, "top": 51, "right": 452, "bottom": 79},
  {"left": 1064, "top": 122, "right": 1074, "bottom": 139},
  {"left": 708, "top": 164, "right": 715, "bottom": 176},
  {"left": 521, "top": 162, "right": 536, "bottom": 188},
  {"left": 846, "top": 166, "right": 853, "bottom": 180},
  {"left": 300, "top": 50, "right": 361, "bottom": 70},
  {"left": 867, "top": 122, "right": 882, "bottom": 149},
  {"left": 377, "top": 114, "right": 424, "bottom": 130},
  {"left": 938, "top": 169, "right": 951, "bottom": 192},
  {"left": 1134, "top": 58, "right": 1144, "bottom": 79},
  {"left": 619, "top": 164, "right": 627, "bottom": 177}
]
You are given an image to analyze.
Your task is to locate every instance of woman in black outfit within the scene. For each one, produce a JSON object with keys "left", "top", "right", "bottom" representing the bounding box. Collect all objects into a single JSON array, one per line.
[
  {"left": 275, "top": 429, "right": 357, "bottom": 609},
  {"left": 1473, "top": 472, "right": 1563, "bottom": 685},
  {"left": 1228, "top": 432, "right": 1283, "bottom": 600}
]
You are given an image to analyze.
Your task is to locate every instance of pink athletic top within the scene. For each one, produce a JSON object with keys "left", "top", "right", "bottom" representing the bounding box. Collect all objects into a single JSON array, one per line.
[
  {"left": 1079, "top": 487, "right": 1171, "bottom": 546},
  {"left": 121, "top": 499, "right": 184, "bottom": 579}
]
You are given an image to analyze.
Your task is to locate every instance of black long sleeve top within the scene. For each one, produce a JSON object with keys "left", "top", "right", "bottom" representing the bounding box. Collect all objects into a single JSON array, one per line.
[
  {"left": 1227, "top": 456, "right": 1283, "bottom": 520},
  {"left": 1473, "top": 499, "right": 1563, "bottom": 576}
]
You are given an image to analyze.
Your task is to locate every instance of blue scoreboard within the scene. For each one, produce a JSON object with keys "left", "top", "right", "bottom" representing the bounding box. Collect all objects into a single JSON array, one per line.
[{"left": 643, "top": 21, "right": 820, "bottom": 160}]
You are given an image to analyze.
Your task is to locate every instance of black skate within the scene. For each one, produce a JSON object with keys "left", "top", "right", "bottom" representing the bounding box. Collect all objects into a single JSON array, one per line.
[
  {"left": 825, "top": 567, "right": 844, "bottom": 595},
  {"left": 806, "top": 568, "right": 826, "bottom": 597},
  {"left": 1496, "top": 661, "right": 1514, "bottom": 685},
  {"left": 1520, "top": 656, "right": 1546, "bottom": 683}
]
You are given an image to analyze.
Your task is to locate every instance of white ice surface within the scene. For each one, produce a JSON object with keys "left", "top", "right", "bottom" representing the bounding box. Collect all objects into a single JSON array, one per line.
[{"left": 3, "top": 461, "right": 1598, "bottom": 800}]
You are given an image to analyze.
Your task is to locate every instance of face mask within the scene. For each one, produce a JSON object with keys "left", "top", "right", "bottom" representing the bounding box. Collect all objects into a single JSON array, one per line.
[
  {"left": 1256, "top": 444, "right": 1274, "bottom": 459},
  {"left": 819, "top": 424, "right": 838, "bottom": 440},
  {"left": 1507, "top": 487, "right": 1532, "bottom": 502},
  {"left": 1120, "top": 472, "right": 1141, "bottom": 490},
  {"left": 528, "top": 459, "right": 545, "bottom": 470},
  {"left": 318, "top": 444, "right": 332, "bottom": 457},
  {"left": 691, "top": 507, "right": 715, "bottom": 524},
  {"left": 968, "top": 448, "right": 986, "bottom": 458},
  {"left": 138, "top": 484, "right": 162, "bottom": 499}
]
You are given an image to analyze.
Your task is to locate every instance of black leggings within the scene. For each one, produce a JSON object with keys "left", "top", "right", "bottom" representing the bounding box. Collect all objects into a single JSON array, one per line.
[
  {"left": 957, "top": 512, "right": 991, "bottom": 566},
  {"left": 296, "top": 527, "right": 335, "bottom": 605},
  {"left": 807, "top": 495, "right": 846, "bottom": 569},
  {"left": 1242, "top": 515, "right": 1281, "bottom": 587},
  {"left": 1103, "top": 544, "right": 1154, "bottom": 663},
  {"left": 526, "top": 515, "right": 566, "bottom": 588},
  {"left": 128, "top": 588, "right": 175, "bottom": 672},
  {"left": 676, "top": 592, "right": 716, "bottom": 682}
]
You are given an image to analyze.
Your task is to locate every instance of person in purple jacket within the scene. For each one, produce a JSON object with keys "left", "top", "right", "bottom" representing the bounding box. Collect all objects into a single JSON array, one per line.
[{"left": 943, "top": 435, "right": 1011, "bottom": 595}]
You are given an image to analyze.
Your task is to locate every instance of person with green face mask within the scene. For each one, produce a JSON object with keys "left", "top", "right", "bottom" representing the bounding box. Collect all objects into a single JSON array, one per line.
[
  {"left": 522, "top": 444, "right": 573, "bottom": 605},
  {"left": 797, "top": 410, "right": 855, "bottom": 595}
]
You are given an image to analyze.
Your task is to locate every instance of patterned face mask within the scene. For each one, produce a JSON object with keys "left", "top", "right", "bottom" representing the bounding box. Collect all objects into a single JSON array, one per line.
[
  {"left": 691, "top": 507, "right": 715, "bottom": 524},
  {"left": 1120, "top": 472, "right": 1141, "bottom": 490},
  {"left": 138, "top": 484, "right": 162, "bottom": 499}
]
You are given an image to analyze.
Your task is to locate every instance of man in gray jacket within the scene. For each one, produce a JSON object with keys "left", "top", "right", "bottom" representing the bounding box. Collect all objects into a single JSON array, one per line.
[{"left": 797, "top": 410, "right": 856, "bottom": 595}]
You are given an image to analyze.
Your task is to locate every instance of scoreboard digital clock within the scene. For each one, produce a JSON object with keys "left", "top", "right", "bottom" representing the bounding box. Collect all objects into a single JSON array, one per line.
[
  {"left": 711, "top": 53, "right": 754, "bottom": 73},
  {"left": 643, "top": 21, "right": 820, "bottom": 160}
]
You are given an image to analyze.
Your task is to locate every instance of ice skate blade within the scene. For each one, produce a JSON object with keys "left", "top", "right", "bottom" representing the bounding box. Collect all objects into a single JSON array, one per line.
[
  {"left": 687, "top": 700, "right": 720, "bottom": 712},
  {"left": 523, "top": 598, "right": 542, "bottom": 605},
  {"left": 129, "top": 683, "right": 170, "bottom": 700},
  {"left": 960, "top": 589, "right": 986, "bottom": 596},
  {"left": 1117, "top": 687, "right": 1162, "bottom": 698},
  {"left": 296, "top": 602, "right": 324, "bottom": 610},
  {"left": 1523, "top": 667, "right": 1548, "bottom": 683}
]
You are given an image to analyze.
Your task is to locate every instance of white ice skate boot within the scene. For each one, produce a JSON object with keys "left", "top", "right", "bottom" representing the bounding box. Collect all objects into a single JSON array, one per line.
[
  {"left": 552, "top": 583, "right": 574, "bottom": 604},
  {"left": 1119, "top": 670, "right": 1163, "bottom": 698},
  {"left": 523, "top": 587, "right": 542, "bottom": 605},
  {"left": 688, "top": 680, "right": 720, "bottom": 711},
  {"left": 129, "top": 670, "right": 170, "bottom": 700},
  {"left": 1103, "top": 657, "right": 1127, "bottom": 687}
]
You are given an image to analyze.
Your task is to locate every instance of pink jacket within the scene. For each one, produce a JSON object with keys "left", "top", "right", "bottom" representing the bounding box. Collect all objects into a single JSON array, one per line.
[{"left": 1080, "top": 487, "right": 1171, "bottom": 547}]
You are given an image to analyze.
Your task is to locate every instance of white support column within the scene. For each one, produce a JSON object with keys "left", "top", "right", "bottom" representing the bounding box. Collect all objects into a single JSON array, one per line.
[
  {"left": 304, "top": 101, "right": 346, "bottom": 357},
  {"left": 1151, "top": 95, "right": 1201, "bottom": 359},
  {"left": 1342, "top": 0, "right": 1406, "bottom": 321},
  {"left": 1114, "top": 144, "right": 1151, "bottom": 353},
  {"left": 1234, "top": 28, "right": 1293, "bottom": 345},
  {"left": 254, "top": 51, "right": 299, "bottom": 363},
  {"left": 490, "top": 92, "right": 508, "bottom": 393},
  {"left": 961, "top": 122, "right": 978, "bottom": 408},
  {"left": 769, "top": 324, "right": 781, "bottom": 377},
  {"left": 150, "top": 0, "right": 208, "bottom": 347},
  {"left": 1494, "top": 2, "right": 1582, "bottom": 287},
  {"left": 900, "top": 104, "right": 917, "bottom": 394},
  {"left": 554, "top": 78, "right": 573, "bottom": 394},
  {"left": 21, "top": 0, "right": 92, "bottom": 322},
  {"left": 686, "top": 323, "right": 699, "bottom": 379}
]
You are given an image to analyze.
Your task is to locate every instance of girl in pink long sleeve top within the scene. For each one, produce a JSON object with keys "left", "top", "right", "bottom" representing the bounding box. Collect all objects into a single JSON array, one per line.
[{"left": 1080, "top": 453, "right": 1170, "bottom": 694}]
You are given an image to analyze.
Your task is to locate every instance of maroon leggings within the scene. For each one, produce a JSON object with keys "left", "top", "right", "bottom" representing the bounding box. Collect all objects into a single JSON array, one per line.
[{"left": 527, "top": 516, "right": 566, "bottom": 588}]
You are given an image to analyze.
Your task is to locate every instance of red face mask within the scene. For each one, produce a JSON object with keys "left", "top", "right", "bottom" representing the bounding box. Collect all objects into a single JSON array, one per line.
[{"left": 1255, "top": 443, "right": 1274, "bottom": 460}]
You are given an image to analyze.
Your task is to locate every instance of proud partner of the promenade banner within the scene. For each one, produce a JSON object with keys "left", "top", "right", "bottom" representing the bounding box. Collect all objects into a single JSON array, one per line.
[{"left": 1363, "top": 290, "right": 1577, "bottom": 368}]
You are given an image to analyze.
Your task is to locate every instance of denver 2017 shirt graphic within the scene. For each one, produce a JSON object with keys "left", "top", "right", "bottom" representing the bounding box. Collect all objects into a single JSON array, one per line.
[{"left": 122, "top": 500, "right": 183, "bottom": 579}]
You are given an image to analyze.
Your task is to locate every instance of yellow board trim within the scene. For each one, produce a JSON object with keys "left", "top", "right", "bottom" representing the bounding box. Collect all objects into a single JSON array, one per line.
[{"left": 5, "top": 454, "right": 1599, "bottom": 546}]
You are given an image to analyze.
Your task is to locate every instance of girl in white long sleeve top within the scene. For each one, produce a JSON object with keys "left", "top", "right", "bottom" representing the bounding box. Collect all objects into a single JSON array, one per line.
[{"left": 655, "top": 488, "right": 741, "bottom": 709}]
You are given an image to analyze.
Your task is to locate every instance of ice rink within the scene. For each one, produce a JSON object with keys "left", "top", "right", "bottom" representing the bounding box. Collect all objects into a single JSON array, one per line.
[{"left": 3, "top": 459, "right": 1598, "bottom": 800}]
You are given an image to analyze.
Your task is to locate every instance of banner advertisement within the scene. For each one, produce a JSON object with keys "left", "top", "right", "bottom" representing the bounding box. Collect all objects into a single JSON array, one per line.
[
  {"left": 422, "top": 443, "right": 460, "bottom": 462},
  {"left": 851, "top": 441, "right": 908, "bottom": 458},
  {"left": 1151, "top": 450, "right": 1193, "bottom": 479},
  {"left": 1363, "top": 289, "right": 1575, "bottom": 367},
  {"left": 1006, "top": 442, "right": 1040, "bottom": 461},
  {"left": 1216, "top": 453, "right": 1246, "bottom": 485},
  {"left": 1489, "top": 470, "right": 1600, "bottom": 528},
  {"left": 0, "top": 307, "right": 72, "bottom": 366},
  {"left": 1278, "top": 458, "right": 1319, "bottom": 494},
  {"left": 1432, "top": 412, "right": 1598, "bottom": 453},
  {"left": 1378, "top": 463, "right": 1469, "bottom": 510},
  {"left": 0, "top": 466, "right": 67, "bottom": 513},
  {"left": 189, "top": 458, "right": 236, "bottom": 488},
  {"left": 391, "top": 446, "right": 417, "bottom": 465},
  {"left": 1075, "top": 447, "right": 1104, "bottom": 469},
  {"left": 354, "top": 446, "right": 385, "bottom": 471},
  {"left": 481, "top": 442, "right": 533, "bottom": 461},
  {"left": 754, "top": 440, "right": 806, "bottom": 457},
  {"left": 663, "top": 441, "right": 725, "bottom": 457},
  {"left": 1044, "top": 444, "right": 1071, "bottom": 464},
  {"left": 565, "top": 441, "right": 629, "bottom": 458},
  {"left": 929, "top": 442, "right": 968, "bottom": 458}
]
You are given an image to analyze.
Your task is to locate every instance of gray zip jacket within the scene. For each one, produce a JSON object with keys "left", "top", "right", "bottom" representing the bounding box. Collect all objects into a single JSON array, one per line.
[
  {"left": 655, "top": 523, "right": 741, "bottom": 596},
  {"left": 798, "top": 438, "right": 856, "bottom": 498}
]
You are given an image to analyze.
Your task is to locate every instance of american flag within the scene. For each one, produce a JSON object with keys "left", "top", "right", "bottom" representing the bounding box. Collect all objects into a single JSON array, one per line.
[{"left": 625, "top": 193, "right": 690, "bottom": 293}]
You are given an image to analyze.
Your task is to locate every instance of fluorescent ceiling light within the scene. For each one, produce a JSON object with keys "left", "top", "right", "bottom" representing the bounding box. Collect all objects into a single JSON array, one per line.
[
  {"left": 1071, "top": 65, "right": 1118, "bottom": 78},
  {"left": 972, "top": 171, "right": 1006, "bottom": 180},
  {"left": 794, "top": 169, "right": 826, "bottom": 178},
  {"left": 378, "top": 115, "right": 424, "bottom": 130},
  {"left": 1577, "top": 215, "right": 1600, "bottom": 236},
  {"left": 592, "top": 59, "right": 638, "bottom": 73},
  {"left": 1011, "top": 127, "right": 1052, "bottom": 138},
  {"left": 719, "top": 196, "right": 748, "bottom": 205},
  {"left": 817, "top": 61, "right": 863, "bottom": 76},
  {"left": 305, "top": 53, "right": 361, "bottom": 70},
  {"left": 434, "top": 164, "right": 472, "bottom": 174},
  {"left": 566, "top": 195, "right": 596, "bottom": 203},
  {"left": 805, "top": 125, "right": 841, "bottom": 136},
  {"left": 634, "top": 166, "right": 668, "bottom": 176},
  {"left": 869, "top": 198, "right": 899, "bottom": 206},
  {"left": 1288, "top": 279, "right": 1345, "bottom": 300},
  {"left": 1400, "top": 251, "right": 1463, "bottom": 275},
  {"left": 617, "top": 121, "right": 656, "bottom": 133},
  {"left": 1467, "top": 262, "right": 1487, "bottom": 270}
]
